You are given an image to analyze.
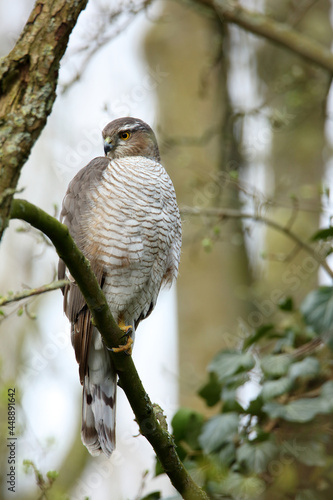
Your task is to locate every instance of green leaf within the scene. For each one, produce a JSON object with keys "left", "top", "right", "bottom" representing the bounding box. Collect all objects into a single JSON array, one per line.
[
  {"left": 264, "top": 380, "right": 333, "bottom": 423},
  {"left": 243, "top": 324, "right": 274, "bottom": 350},
  {"left": 23, "top": 459, "right": 34, "bottom": 473},
  {"left": 223, "top": 372, "right": 250, "bottom": 390},
  {"left": 261, "top": 354, "right": 292, "bottom": 377},
  {"left": 263, "top": 399, "right": 320, "bottom": 423},
  {"left": 199, "top": 413, "right": 239, "bottom": 454},
  {"left": 209, "top": 350, "right": 255, "bottom": 383},
  {"left": 247, "top": 395, "right": 264, "bottom": 415},
  {"left": 222, "top": 398, "right": 245, "bottom": 413},
  {"left": 288, "top": 357, "right": 320, "bottom": 381},
  {"left": 171, "top": 408, "right": 204, "bottom": 452},
  {"left": 278, "top": 296, "right": 294, "bottom": 311},
  {"left": 140, "top": 492, "right": 161, "bottom": 500},
  {"left": 321, "top": 380, "right": 333, "bottom": 400},
  {"left": 261, "top": 377, "right": 293, "bottom": 401},
  {"left": 198, "top": 372, "right": 222, "bottom": 407},
  {"left": 46, "top": 470, "right": 59, "bottom": 482},
  {"left": 310, "top": 226, "right": 333, "bottom": 241},
  {"left": 236, "top": 440, "right": 278, "bottom": 474},
  {"left": 296, "top": 441, "right": 326, "bottom": 467},
  {"left": 202, "top": 237, "right": 213, "bottom": 252},
  {"left": 300, "top": 286, "right": 333, "bottom": 336},
  {"left": 273, "top": 328, "right": 295, "bottom": 353},
  {"left": 155, "top": 458, "right": 164, "bottom": 477},
  {"left": 221, "top": 385, "right": 245, "bottom": 413},
  {"left": 217, "top": 472, "right": 266, "bottom": 498},
  {"left": 218, "top": 442, "right": 236, "bottom": 467}
]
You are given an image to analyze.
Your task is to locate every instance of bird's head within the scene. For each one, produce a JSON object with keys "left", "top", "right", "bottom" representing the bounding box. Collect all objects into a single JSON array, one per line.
[{"left": 102, "top": 117, "right": 160, "bottom": 162}]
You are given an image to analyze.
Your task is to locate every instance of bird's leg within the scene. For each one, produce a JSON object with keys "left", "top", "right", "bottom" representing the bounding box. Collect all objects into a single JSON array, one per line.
[{"left": 112, "top": 320, "right": 133, "bottom": 355}]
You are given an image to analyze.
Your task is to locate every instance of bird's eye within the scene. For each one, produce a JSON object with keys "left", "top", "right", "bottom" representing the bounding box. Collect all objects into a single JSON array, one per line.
[{"left": 119, "top": 131, "right": 131, "bottom": 140}]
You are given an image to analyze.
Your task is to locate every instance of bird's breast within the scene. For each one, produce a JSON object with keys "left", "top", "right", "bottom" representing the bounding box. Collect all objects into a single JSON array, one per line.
[{"left": 84, "top": 157, "right": 171, "bottom": 271}]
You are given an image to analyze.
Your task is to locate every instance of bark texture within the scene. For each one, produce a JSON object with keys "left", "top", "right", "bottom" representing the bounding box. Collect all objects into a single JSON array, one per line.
[{"left": 0, "top": 0, "right": 88, "bottom": 237}]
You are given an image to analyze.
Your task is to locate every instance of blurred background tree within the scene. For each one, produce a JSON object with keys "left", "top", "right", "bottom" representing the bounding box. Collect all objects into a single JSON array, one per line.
[{"left": 1, "top": 0, "right": 333, "bottom": 499}]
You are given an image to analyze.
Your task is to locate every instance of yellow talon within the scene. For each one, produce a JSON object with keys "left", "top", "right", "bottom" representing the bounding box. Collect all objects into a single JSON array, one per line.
[
  {"left": 112, "top": 319, "right": 133, "bottom": 354},
  {"left": 118, "top": 319, "right": 133, "bottom": 335},
  {"left": 112, "top": 335, "right": 133, "bottom": 354}
]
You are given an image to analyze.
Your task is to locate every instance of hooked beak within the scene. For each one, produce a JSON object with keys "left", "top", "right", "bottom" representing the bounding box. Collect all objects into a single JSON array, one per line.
[{"left": 104, "top": 138, "right": 115, "bottom": 156}]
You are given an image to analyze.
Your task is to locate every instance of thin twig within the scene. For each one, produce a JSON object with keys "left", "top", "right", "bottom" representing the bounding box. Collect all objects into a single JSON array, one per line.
[
  {"left": 291, "top": 337, "right": 323, "bottom": 358},
  {"left": 191, "top": 0, "right": 333, "bottom": 73},
  {"left": 285, "top": 197, "right": 299, "bottom": 231},
  {"left": 60, "top": 0, "right": 154, "bottom": 93},
  {"left": 0, "top": 279, "right": 69, "bottom": 307},
  {"left": 288, "top": 0, "right": 320, "bottom": 27},
  {"left": 181, "top": 206, "right": 333, "bottom": 279}
]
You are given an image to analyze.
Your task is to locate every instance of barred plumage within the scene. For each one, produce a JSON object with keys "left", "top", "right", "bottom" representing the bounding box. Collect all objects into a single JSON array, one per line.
[{"left": 58, "top": 117, "right": 181, "bottom": 457}]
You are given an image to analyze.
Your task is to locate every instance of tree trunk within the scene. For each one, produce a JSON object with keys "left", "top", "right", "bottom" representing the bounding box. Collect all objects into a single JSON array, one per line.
[
  {"left": 144, "top": 2, "right": 252, "bottom": 411},
  {"left": 258, "top": 0, "right": 332, "bottom": 302},
  {"left": 0, "top": 0, "right": 88, "bottom": 238}
]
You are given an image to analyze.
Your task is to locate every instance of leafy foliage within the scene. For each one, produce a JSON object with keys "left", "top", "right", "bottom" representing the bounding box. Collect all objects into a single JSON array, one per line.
[
  {"left": 147, "top": 288, "right": 333, "bottom": 499},
  {"left": 310, "top": 227, "right": 333, "bottom": 241},
  {"left": 171, "top": 408, "right": 204, "bottom": 460},
  {"left": 208, "top": 350, "right": 255, "bottom": 382},
  {"left": 300, "top": 286, "right": 333, "bottom": 337}
]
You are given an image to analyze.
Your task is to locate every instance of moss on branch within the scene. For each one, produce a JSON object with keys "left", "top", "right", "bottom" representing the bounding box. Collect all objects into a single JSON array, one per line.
[{"left": 10, "top": 198, "right": 208, "bottom": 500}]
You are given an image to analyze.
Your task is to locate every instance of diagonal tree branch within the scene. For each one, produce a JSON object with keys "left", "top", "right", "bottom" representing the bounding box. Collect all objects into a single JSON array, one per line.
[
  {"left": 192, "top": 0, "right": 333, "bottom": 73},
  {"left": 0, "top": 0, "right": 88, "bottom": 240},
  {"left": 10, "top": 198, "right": 209, "bottom": 500}
]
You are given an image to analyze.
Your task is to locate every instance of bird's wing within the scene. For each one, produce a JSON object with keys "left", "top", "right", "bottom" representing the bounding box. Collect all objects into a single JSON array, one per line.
[{"left": 58, "top": 156, "right": 109, "bottom": 382}]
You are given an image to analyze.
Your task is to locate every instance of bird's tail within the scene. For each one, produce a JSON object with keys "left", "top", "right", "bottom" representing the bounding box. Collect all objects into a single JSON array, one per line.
[{"left": 81, "top": 330, "right": 116, "bottom": 458}]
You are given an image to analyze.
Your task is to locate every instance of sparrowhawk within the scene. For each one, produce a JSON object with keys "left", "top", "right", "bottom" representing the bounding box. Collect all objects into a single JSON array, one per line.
[{"left": 58, "top": 117, "right": 182, "bottom": 457}]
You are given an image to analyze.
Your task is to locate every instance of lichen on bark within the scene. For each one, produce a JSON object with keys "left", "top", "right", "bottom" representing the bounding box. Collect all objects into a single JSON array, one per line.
[{"left": 0, "top": 0, "right": 88, "bottom": 238}]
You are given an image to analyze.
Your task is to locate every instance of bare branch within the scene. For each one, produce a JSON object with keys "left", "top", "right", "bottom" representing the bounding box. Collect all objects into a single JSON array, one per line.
[
  {"left": 0, "top": 280, "right": 69, "bottom": 307},
  {"left": 60, "top": 0, "right": 154, "bottom": 93},
  {"left": 181, "top": 206, "right": 333, "bottom": 279},
  {"left": 191, "top": 0, "right": 333, "bottom": 73}
]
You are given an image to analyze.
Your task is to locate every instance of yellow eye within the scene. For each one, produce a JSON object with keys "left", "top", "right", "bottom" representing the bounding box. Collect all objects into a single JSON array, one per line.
[{"left": 119, "top": 131, "right": 131, "bottom": 140}]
